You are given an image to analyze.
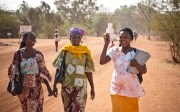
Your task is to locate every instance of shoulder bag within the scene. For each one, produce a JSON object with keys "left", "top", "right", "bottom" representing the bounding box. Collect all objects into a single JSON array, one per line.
[
  {"left": 7, "top": 50, "right": 23, "bottom": 96},
  {"left": 55, "top": 50, "right": 67, "bottom": 83}
]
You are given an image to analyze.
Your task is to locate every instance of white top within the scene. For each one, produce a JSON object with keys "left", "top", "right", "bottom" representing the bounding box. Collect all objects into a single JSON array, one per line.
[
  {"left": 54, "top": 33, "right": 60, "bottom": 41},
  {"left": 107, "top": 46, "right": 145, "bottom": 97}
]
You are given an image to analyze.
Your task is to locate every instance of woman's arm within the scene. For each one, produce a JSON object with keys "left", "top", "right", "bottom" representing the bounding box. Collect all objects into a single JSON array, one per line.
[
  {"left": 86, "top": 72, "right": 95, "bottom": 100},
  {"left": 52, "top": 68, "right": 59, "bottom": 97},
  {"left": 100, "top": 34, "right": 111, "bottom": 65},
  {"left": 36, "top": 51, "right": 52, "bottom": 82},
  {"left": 130, "top": 59, "right": 147, "bottom": 74},
  {"left": 8, "top": 50, "right": 20, "bottom": 80}
]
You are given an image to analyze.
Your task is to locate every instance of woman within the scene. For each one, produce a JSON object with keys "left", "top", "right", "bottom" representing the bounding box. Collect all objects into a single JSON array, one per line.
[
  {"left": 100, "top": 28, "right": 146, "bottom": 112},
  {"left": 8, "top": 32, "right": 52, "bottom": 112},
  {"left": 52, "top": 28, "right": 95, "bottom": 112}
]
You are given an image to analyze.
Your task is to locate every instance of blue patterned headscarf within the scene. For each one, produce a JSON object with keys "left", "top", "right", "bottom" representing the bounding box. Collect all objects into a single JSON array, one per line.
[{"left": 69, "top": 28, "right": 85, "bottom": 37}]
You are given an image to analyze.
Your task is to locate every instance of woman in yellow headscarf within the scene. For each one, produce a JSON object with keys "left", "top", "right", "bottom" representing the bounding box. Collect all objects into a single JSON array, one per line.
[{"left": 52, "top": 28, "right": 95, "bottom": 112}]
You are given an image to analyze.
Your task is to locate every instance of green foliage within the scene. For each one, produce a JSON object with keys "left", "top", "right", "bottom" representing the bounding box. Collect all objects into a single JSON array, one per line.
[
  {"left": 92, "top": 13, "right": 111, "bottom": 36},
  {"left": 0, "top": 10, "right": 17, "bottom": 29},
  {"left": 18, "top": 1, "right": 29, "bottom": 17},
  {"left": 113, "top": 5, "right": 146, "bottom": 33},
  {"left": 27, "top": 8, "right": 42, "bottom": 34},
  {"left": 17, "top": 1, "right": 66, "bottom": 38},
  {"left": 40, "top": 23, "right": 54, "bottom": 39},
  {"left": 170, "top": 0, "right": 180, "bottom": 9},
  {"left": 138, "top": 0, "right": 158, "bottom": 39},
  {"left": 149, "top": 0, "right": 180, "bottom": 63},
  {"left": 54, "top": 0, "right": 99, "bottom": 25},
  {"left": 0, "top": 9, "right": 19, "bottom": 37}
]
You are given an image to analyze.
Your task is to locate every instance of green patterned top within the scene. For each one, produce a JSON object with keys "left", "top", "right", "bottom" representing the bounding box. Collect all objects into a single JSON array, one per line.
[{"left": 52, "top": 50, "right": 95, "bottom": 87}]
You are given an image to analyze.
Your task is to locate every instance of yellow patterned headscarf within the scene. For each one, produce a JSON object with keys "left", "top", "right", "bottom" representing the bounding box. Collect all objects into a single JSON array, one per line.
[{"left": 61, "top": 43, "right": 92, "bottom": 60}]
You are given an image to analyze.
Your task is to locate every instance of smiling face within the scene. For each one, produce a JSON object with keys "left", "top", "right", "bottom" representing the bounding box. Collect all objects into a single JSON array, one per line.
[
  {"left": 118, "top": 31, "right": 132, "bottom": 47},
  {"left": 25, "top": 33, "right": 36, "bottom": 47},
  {"left": 70, "top": 33, "right": 82, "bottom": 46}
]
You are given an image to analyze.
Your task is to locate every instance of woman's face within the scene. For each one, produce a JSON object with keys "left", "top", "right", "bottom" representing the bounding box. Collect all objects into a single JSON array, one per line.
[
  {"left": 25, "top": 33, "right": 36, "bottom": 46},
  {"left": 118, "top": 31, "right": 132, "bottom": 47},
  {"left": 70, "top": 33, "right": 82, "bottom": 46}
]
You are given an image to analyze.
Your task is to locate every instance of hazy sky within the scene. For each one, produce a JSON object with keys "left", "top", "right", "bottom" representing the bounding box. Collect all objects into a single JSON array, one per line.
[{"left": 0, "top": 0, "right": 140, "bottom": 12}]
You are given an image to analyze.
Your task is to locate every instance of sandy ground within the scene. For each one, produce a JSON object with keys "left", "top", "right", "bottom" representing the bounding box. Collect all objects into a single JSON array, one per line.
[{"left": 0, "top": 35, "right": 180, "bottom": 112}]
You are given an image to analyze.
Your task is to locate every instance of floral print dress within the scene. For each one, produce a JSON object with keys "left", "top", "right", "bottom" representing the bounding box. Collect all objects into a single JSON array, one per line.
[
  {"left": 107, "top": 46, "right": 145, "bottom": 97},
  {"left": 8, "top": 49, "right": 51, "bottom": 112},
  {"left": 52, "top": 50, "right": 95, "bottom": 112}
]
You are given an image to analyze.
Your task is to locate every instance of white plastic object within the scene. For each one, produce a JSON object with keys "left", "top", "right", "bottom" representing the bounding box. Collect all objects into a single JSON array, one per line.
[{"left": 106, "top": 23, "right": 116, "bottom": 41}]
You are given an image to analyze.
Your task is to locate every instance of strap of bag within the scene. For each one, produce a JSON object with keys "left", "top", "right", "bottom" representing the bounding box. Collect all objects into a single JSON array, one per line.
[
  {"left": 18, "top": 50, "right": 22, "bottom": 80},
  {"left": 62, "top": 50, "right": 67, "bottom": 69},
  {"left": 133, "top": 48, "right": 137, "bottom": 53}
]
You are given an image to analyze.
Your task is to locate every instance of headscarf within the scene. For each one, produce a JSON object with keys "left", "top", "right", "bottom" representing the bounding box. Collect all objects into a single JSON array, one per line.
[
  {"left": 70, "top": 28, "right": 85, "bottom": 37},
  {"left": 61, "top": 43, "right": 92, "bottom": 60}
]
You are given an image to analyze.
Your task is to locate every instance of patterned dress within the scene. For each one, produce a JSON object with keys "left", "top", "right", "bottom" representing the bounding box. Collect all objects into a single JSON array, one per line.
[
  {"left": 107, "top": 46, "right": 145, "bottom": 112},
  {"left": 53, "top": 47, "right": 95, "bottom": 112},
  {"left": 107, "top": 46, "right": 145, "bottom": 97},
  {"left": 8, "top": 48, "right": 51, "bottom": 112}
]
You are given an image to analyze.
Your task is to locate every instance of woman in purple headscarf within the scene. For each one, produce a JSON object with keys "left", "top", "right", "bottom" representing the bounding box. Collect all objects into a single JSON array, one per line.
[{"left": 52, "top": 28, "right": 95, "bottom": 112}]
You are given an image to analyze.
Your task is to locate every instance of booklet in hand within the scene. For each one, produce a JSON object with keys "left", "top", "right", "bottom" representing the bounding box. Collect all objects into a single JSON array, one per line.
[{"left": 127, "top": 50, "right": 151, "bottom": 74}]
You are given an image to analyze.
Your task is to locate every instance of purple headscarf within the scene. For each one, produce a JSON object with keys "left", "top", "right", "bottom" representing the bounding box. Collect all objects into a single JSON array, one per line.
[{"left": 70, "top": 28, "right": 85, "bottom": 36}]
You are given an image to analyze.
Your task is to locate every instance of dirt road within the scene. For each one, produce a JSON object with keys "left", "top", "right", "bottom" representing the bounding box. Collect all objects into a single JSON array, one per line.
[{"left": 0, "top": 36, "right": 180, "bottom": 112}]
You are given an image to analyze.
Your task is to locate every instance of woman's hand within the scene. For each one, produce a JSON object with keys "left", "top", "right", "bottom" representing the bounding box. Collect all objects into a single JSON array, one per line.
[
  {"left": 130, "top": 59, "right": 138, "bottom": 67},
  {"left": 90, "top": 88, "right": 95, "bottom": 100},
  {"left": 52, "top": 86, "right": 58, "bottom": 97},
  {"left": 130, "top": 59, "right": 147, "bottom": 74},
  {"left": 103, "top": 33, "right": 110, "bottom": 45},
  {"left": 100, "top": 33, "right": 111, "bottom": 65}
]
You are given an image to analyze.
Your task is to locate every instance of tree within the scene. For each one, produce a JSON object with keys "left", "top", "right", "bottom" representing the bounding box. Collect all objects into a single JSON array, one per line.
[
  {"left": 0, "top": 8, "right": 19, "bottom": 37},
  {"left": 112, "top": 5, "right": 146, "bottom": 34},
  {"left": 92, "top": 13, "right": 110, "bottom": 36},
  {"left": 138, "top": 0, "right": 157, "bottom": 40},
  {"left": 39, "top": 1, "right": 65, "bottom": 38},
  {"left": 27, "top": 7, "right": 42, "bottom": 35},
  {"left": 54, "top": 0, "right": 99, "bottom": 26},
  {"left": 18, "top": 0, "right": 29, "bottom": 16},
  {"left": 150, "top": 0, "right": 180, "bottom": 63}
]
